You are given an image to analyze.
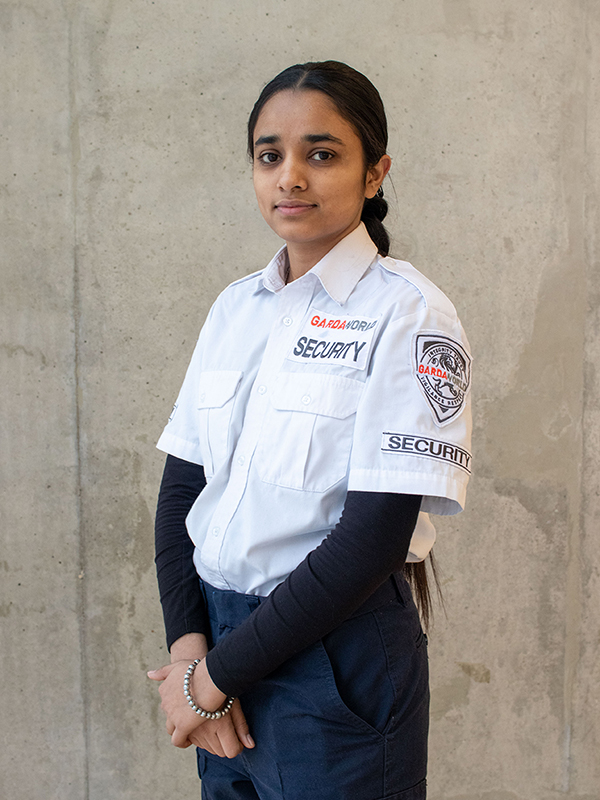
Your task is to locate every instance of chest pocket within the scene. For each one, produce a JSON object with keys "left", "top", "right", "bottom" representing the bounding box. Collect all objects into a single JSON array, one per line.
[
  {"left": 256, "top": 372, "right": 364, "bottom": 493},
  {"left": 197, "top": 370, "right": 242, "bottom": 479}
]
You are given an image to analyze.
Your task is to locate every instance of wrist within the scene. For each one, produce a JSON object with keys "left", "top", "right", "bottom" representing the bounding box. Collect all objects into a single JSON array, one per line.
[
  {"left": 170, "top": 633, "right": 208, "bottom": 663},
  {"left": 191, "top": 658, "right": 227, "bottom": 712}
]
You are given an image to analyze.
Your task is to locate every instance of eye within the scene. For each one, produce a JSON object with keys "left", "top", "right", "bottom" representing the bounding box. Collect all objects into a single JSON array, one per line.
[
  {"left": 311, "top": 151, "right": 334, "bottom": 162},
  {"left": 257, "top": 152, "right": 280, "bottom": 165}
]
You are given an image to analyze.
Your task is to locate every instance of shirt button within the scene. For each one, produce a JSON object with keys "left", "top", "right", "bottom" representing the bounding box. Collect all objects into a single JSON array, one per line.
[
  {"left": 301, "top": 394, "right": 311, "bottom": 405},
  {"left": 199, "top": 393, "right": 205, "bottom": 402},
  {"left": 237, "top": 456, "right": 245, "bottom": 466},
  {"left": 212, "top": 527, "right": 220, "bottom": 537},
  {"left": 283, "top": 317, "right": 293, "bottom": 326},
  {"left": 258, "top": 385, "right": 267, "bottom": 395}
]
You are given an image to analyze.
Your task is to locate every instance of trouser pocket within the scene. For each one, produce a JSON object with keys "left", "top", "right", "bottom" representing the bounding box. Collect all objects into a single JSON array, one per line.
[{"left": 321, "top": 595, "right": 429, "bottom": 737}]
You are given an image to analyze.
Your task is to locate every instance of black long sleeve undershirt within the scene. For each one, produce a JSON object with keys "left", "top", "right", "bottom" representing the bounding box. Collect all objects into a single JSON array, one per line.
[
  {"left": 155, "top": 455, "right": 208, "bottom": 649},
  {"left": 155, "top": 455, "right": 422, "bottom": 697}
]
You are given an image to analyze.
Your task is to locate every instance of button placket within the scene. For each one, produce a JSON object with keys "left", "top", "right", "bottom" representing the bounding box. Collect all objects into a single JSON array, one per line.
[{"left": 203, "top": 279, "right": 317, "bottom": 562}]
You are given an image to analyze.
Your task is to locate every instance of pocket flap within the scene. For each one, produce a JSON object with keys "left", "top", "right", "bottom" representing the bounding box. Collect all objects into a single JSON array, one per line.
[
  {"left": 198, "top": 370, "right": 243, "bottom": 409},
  {"left": 271, "top": 373, "right": 363, "bottom": 419}
]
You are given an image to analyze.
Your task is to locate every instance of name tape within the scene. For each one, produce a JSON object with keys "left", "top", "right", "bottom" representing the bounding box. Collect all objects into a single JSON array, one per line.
[
  {"left": 381, "top": 432, "right": 472, "bottom": 474},
  {"left": 287, "top": 312, "right": 378, "bottom": 371}
]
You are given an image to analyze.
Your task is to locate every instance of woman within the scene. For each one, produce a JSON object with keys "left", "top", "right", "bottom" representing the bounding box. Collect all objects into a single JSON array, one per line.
[{"left": 148, "top": 61, "right": 472, "bottom": 800}]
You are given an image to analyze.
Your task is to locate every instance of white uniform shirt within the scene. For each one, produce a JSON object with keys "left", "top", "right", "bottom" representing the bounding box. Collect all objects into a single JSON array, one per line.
[{"left": 157, "top": 223, "right": 472, "bottom": 596}]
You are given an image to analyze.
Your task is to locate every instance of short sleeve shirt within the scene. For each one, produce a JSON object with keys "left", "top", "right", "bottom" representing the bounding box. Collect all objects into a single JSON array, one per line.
[{"left": 157, "top": 223, "right": 472, "bottom": 596}]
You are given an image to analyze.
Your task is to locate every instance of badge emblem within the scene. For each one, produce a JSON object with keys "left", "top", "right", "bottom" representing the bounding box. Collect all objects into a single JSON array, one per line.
[{"left": 413, "top": 333, "right": 471, "bottom": 426}]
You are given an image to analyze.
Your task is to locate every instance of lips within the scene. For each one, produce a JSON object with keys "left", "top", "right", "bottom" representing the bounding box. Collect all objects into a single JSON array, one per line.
[{"left": 275, "top": 200, "right": 317, "bottom": 216}]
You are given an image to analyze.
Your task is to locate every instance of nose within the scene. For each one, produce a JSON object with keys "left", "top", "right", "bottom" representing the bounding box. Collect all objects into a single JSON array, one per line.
[{"left": 277, "top": 156, "right": 307, "bottom": 192}]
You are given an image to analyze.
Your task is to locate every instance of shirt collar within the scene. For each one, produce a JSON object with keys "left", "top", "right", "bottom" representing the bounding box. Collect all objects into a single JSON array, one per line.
[
  {"left": 259, "top": 223, "right": 378, "bottom": 305},
  {"left": 260, "top": 245, "right": 289, "bottom": 294}
]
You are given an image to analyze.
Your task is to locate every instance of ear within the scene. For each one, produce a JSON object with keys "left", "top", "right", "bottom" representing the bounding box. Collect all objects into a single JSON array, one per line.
[{"left": 364, "top": 154, "right": 392, "bottom": 199}]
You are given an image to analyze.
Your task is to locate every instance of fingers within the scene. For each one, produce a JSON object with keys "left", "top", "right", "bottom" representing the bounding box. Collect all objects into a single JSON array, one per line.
[
  {"left": 185, "top": 704, "right": 253, "bottom": 758},
  {"left": 172, "top": 725, "right": 193, "bottom": 749},
  {"left": 230, "top": 700, "right": 255, "bottom": 749},
  {"left": 188, "top": 715, "right": 248, "bottom": 759},
  {"left": 147, "top": 663, "right": 175, "bottom": 682},
  {"left": 189, "top": 725, "right": 227, "bottom": 758},
  {"left": 216, "top": 720, "right": 245, "bottom": 759},
  {"left": 188, "top": 730, "right": 219, "bottom": 757}
]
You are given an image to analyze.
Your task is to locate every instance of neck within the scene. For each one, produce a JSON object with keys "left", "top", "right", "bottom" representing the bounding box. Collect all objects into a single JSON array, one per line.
[
  {"left": 285, "top": 243, "right": 325, "bottom": 282},
  {"left": 285, "top": 221, "right": 361, "bottom": 283}
]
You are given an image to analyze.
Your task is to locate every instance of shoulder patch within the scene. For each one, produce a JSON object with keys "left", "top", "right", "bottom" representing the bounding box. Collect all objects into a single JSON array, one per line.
[{"left": 412, "top": 332, "right": 471, "bottom": 426}]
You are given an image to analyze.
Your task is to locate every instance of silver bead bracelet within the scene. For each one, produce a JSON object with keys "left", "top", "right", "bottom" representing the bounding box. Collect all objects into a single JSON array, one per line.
[{"left": 183, "top": 659, "right": 235, "bottom": 719}]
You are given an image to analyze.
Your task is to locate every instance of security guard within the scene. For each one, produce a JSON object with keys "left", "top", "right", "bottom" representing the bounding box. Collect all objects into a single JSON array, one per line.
[{"left": 149, "top": 61, "right": 472, "bottom": 800}]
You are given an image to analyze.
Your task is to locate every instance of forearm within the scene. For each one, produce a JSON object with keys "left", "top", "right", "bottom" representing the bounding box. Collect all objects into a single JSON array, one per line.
[
  {"left": 155, "top": 455, "right": 209, "bottom": 649},
  {"left": 170, "top": 633, "right": 208, "bottom": 663},
  {"left": 206, "top": 491, "right": 422, "bottom": 697}
]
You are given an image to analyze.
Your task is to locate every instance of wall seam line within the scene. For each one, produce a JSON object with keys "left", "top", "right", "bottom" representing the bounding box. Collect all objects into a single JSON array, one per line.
[
  {"left": 67, "top": 5, "right": 90, "bottom": 798},
  {"left": 562, "top": 1, "right": 590, "bottom": 793}
]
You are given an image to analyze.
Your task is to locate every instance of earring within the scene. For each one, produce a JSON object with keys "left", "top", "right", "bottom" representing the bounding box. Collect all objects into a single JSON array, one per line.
[{"left": 376, "top": 187, "right": 384, "bottom": 198}]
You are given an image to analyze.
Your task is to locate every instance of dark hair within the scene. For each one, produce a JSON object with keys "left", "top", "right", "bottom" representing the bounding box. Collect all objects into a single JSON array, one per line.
[
  {"left": 403, "top": 550, "right": 444, "bottom": 632},
  {"left": 247, "top": 61, "right": 391, "bottom": 257}
]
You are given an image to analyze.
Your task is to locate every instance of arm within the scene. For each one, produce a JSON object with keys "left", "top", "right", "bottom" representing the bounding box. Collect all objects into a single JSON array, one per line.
[
  {"left": 157, "top": 490, "right": 422, "bottom": 749},
  {"left": 154, "top": 454, "right": 208, "bottom": 649},
  {"left": 151, "top": 455, "right": 254, "bottom": 756},
  {"left": 206, "top": 490, "right": 422, "bottom": 697}
]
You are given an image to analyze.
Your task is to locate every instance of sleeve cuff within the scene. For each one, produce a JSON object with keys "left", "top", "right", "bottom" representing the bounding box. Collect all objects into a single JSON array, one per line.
[
  {"left": 347, "top": 467, "right": 468, "bottom": 515},
  {"left": 156, "top": 430, "right": 204, "bottom": 466}
]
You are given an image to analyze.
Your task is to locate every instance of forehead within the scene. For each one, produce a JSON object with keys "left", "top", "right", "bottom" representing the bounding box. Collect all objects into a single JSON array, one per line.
[{"left": 253, "top": 89, "right": 359, "bottom": 143}]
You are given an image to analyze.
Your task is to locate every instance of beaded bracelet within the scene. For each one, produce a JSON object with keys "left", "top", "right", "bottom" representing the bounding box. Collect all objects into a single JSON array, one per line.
[{"left": 183, "top": 659, "right": 235, "bottom": 719}]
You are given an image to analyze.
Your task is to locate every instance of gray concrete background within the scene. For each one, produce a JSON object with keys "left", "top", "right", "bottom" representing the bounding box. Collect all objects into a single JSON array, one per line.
[{"left": 1, "top": 1, "right": 598, "bottom": 798}]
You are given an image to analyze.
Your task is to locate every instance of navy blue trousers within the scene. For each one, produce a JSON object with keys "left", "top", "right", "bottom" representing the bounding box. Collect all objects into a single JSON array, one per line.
[{"left": 197, "top": 574, "right": 429, "bottom": 800}]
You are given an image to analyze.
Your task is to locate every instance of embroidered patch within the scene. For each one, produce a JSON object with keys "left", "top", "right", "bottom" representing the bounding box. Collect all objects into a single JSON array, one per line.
[
  {"left": 413, "top": 333, "right": 471, "bottom": 426},
  {"left": 381, "top": 432, "right": 472, "bottom": 474},
  {"left": 287, "top": 311, "right": 379, "bottom": 371}
]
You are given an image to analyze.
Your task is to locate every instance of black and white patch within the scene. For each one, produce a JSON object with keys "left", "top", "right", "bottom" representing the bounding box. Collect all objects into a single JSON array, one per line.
[
  {"left": 287, "top": 311, "right": 379, "bottom": 371},
  {"left": 413, "top": 332, "right": 471, "bottom": 426},
  {"left": 381, "top": 432, "right": 472, "bottom": 474}
]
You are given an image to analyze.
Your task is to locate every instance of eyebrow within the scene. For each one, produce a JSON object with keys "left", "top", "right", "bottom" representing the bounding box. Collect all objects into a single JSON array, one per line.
[{"left": 254, "top": 132, "right": 345, "bottom": 148}]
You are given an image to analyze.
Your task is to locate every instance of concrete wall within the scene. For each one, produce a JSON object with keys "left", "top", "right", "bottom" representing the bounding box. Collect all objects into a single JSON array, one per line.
[{"left": 1, "top": 1, "right": 597, "bottom": 798}]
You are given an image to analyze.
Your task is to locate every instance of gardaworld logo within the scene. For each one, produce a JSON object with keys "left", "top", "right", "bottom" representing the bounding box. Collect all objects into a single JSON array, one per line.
[
  {"left": 381, "top": 433, "right": 472, "bottom": 474},
  {"left": 310, "top": 315, "right": 377, "bottom": 332},
  {"left": 287, "top": 312, "right": 378, "bottom": 370},
  {"left": 413, "top": 334, "right": 471, "bottom": 426}
]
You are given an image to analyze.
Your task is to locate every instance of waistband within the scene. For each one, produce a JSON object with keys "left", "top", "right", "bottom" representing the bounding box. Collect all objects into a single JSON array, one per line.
[{"left": 200, "top": 572, "right": 413, "bottom": 631}]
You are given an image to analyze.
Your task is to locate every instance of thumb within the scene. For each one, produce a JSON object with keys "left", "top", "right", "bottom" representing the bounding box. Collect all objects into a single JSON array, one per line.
[
  {"left": 147, "top": 663, "right": 173, "bottom": 681},
  {"left": 231, "top": 700, "right": 254, "bottom": 749}
]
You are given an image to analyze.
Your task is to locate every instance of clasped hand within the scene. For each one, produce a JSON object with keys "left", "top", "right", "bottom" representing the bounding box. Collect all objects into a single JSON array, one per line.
[{"left": 148, "top": 657, "right": 254, "bottom": 759}]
